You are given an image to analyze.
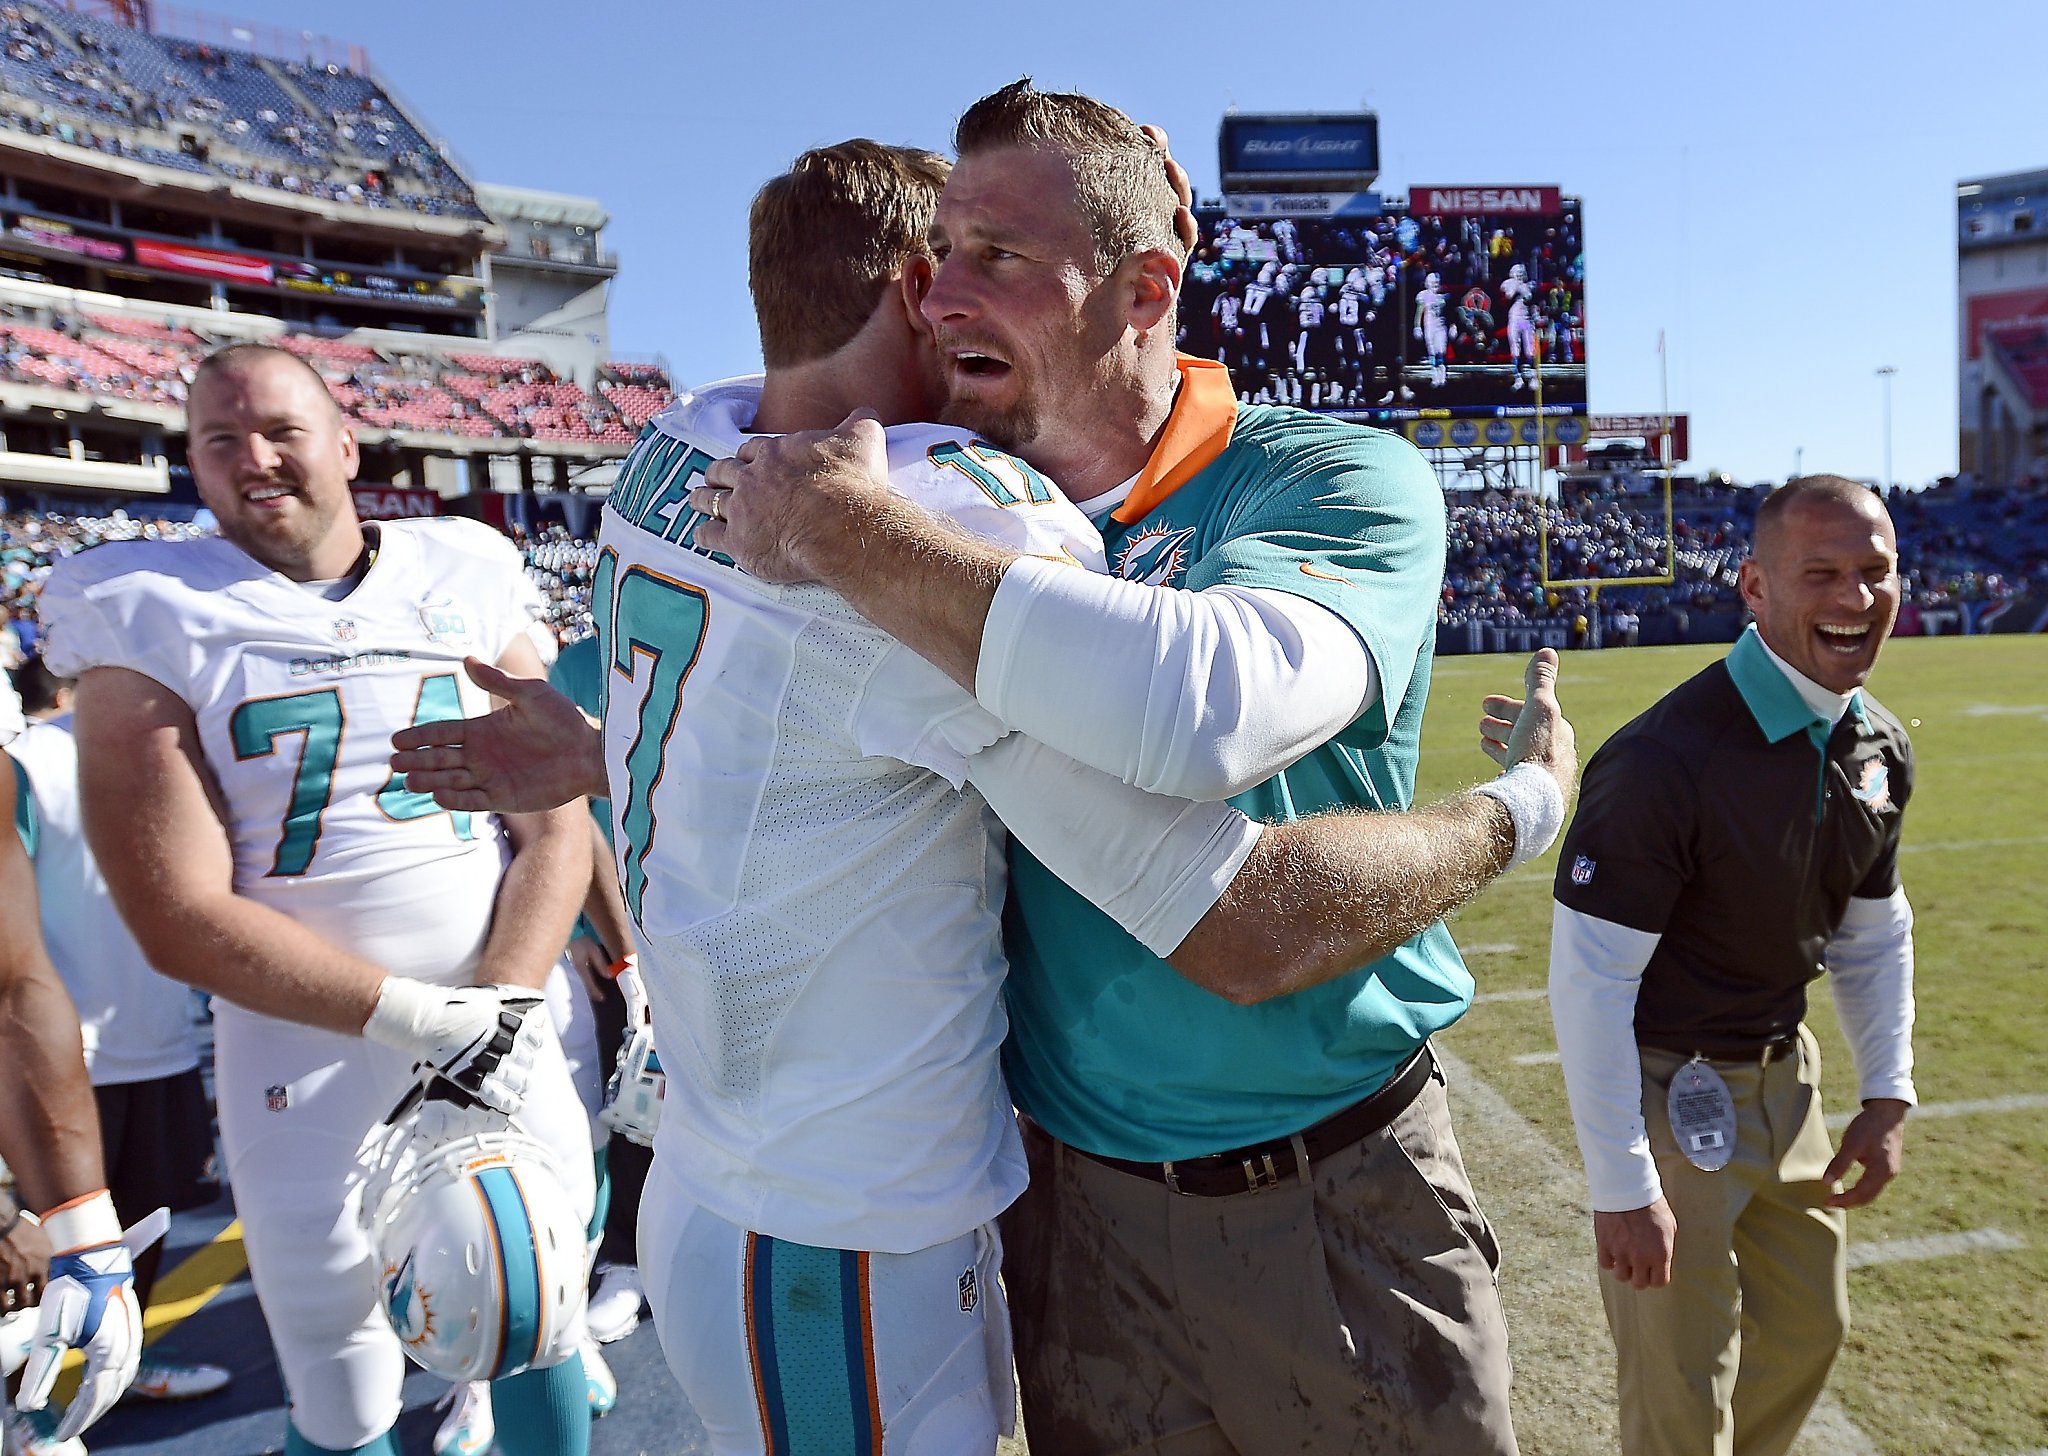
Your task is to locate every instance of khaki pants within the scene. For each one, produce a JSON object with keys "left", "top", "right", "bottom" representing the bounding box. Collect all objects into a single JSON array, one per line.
[
  {"left": 1001, "top": 1070, "right": 1519, "bottom": 1456},
  {"left": 1603, "top": 1025, "right": 1849, "bottom": 1456}
]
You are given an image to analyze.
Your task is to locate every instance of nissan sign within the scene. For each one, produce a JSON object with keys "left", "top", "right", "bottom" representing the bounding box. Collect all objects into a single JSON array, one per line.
[{"left": 1410, "top": 186, "right": 1564, "bottom": 216}]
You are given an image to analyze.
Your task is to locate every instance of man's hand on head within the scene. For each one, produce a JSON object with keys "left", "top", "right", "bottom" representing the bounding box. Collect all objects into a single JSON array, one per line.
[
  {"left": 1138, "top": 124, "right": 1199, "bottom": 255},
  {"left": 694, "top": 411, "right": 902, "bottom": 586}
]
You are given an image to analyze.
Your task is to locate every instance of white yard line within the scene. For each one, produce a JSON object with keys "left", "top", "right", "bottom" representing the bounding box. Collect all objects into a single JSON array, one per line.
[
  {"left": 1461, "top": 942, "right": 1522, "bottom": 957},
  {"left": 1512, "top": 1050, "right": 1563, "bottom": 1066},
  {"left": 1899, "top": 834, "right": 2048, "bottom": 854},
  {"left": 1826, "top": 1093, "right": 2048, "bottom": 1130},
  {"left": 1433, "top": 1046, "right": 1881, "bottom": 1456},
  {"left": 1844, "top": 1228, "right": 2023, "bottom": 1270},
  {"left": 1474, "top": 986, "right": 1549, "bottom": 1004}
]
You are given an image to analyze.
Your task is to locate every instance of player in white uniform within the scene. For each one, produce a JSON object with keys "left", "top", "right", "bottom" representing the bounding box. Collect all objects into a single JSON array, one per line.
[
  {"left": 7, "top": 658, "right": 233, "bottom": 1418},
  {"left": 1502, "top": 262, "right": 1537, "bottom": 389},
  {"left": 38, "top": 345, "right": 597, "bottom": 1456},
  {"left": 1, "top": 682, "right": 143, "bottom": 1456},
  {"left": 389, "top": 141, "right": 1267, "bottom": 1456},
  {"left": 1414, "top": 270, "right": 1450, "bottom": 387}
]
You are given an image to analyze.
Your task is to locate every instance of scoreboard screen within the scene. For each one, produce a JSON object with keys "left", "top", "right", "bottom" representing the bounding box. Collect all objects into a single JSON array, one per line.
[{"left": 1178, "top": 198, "right": 1586, "bottom": 425}]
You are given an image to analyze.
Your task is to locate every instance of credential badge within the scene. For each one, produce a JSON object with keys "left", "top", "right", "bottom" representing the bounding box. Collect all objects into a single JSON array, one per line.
[{"left": 1570, "top": 854, "right": 1596, "bottom": 886}]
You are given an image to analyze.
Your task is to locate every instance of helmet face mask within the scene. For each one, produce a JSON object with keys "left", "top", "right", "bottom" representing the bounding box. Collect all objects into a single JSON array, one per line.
[
  {"left": 599, "top": 1021, "right": 665, "bottom": 1149},
  {"left": 360, "top": 1101, "right": 589, "bottom": 1383}
]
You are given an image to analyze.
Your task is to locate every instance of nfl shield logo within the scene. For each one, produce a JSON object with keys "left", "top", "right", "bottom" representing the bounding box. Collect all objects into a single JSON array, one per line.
[
  {"left": 1570, "top": 855, "right": 1596, "bottom": 886},
  {"left": 958, "top": 1267, "right": 978, "bottom": 1314},
  {"left": 265, "top": 1083, "right": 289, "bottom": 1113},
  {"left": 332, "top": 619, "right": 358, "bottom": 643}
]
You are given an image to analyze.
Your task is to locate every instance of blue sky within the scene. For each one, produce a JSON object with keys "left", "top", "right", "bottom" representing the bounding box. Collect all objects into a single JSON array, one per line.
[{"left": 218, "top": 0, "right": 2044, "bottom": 487}]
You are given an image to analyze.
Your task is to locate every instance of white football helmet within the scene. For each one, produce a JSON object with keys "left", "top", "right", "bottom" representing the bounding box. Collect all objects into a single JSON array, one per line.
[
  {"left": 1425, "top": 272, "right": 1442, "bottom": 291},
  {"left": 359, "top": 1099, "right": 589, "bottom": 1383},
  {"left": 1509, "top": 263, "right": 1528, "bottom": 281},
  {"left": 599, "top": 1021, "right": 665, "bottom": 1148}
]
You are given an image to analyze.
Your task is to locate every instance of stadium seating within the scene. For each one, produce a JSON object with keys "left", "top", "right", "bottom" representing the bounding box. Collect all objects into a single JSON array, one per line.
[
  {"left": 1985, "top": 320, "right": 2048, "bottom": 414},
  {"left": 0, "top": 295, "right": 674, "bottom": 443},
  {"left": 0, "top": 2, "right": 483, "bottom": 217}
]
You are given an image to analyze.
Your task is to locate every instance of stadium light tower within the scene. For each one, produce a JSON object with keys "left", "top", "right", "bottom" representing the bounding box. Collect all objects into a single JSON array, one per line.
[{"left": 1876, "top": 365, "right": 1897, "bottom": 491}]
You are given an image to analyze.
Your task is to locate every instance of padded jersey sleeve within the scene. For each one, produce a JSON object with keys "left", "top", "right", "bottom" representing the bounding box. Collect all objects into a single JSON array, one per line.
[
  {"left": 849, "top": 431, "right": 1109, "bottom": 786},
  {"left": 36, "top": 546, "right": 197, "bottom": 701},
  {"left": 1185, "top": 421, "right": 1445, "bottom": 750}
]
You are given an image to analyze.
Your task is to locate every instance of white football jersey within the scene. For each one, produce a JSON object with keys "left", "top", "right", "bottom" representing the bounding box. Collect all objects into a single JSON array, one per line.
[
  {"left": 8, "top": 716, "right": 198, "bottom": 1085},
  {"left": 37, "top": 519, "right": 544, "bottom": 1012},
  {"left": 601, "top": 377, "right": 1104, "bottom": 1253},
  {"left": 1503, "top": 274, "right": 1534, "bottom": 318}
]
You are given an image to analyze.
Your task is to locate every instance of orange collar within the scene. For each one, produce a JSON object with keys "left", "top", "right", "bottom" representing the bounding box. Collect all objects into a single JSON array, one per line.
[{"left": 1111, "top": 355, "right": 1238, "bottom": 525}]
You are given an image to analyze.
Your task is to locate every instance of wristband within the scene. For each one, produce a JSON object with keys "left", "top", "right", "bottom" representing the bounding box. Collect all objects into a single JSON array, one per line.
[
  {"left": 1471, "top": 761, "right": 1567, "bottom": 871},
  {"left": 604, "top": 954, "right": 638, "bottom": 981},
  {"left": 38, "top": 1190, "right": 118, "bottom": 1255}
]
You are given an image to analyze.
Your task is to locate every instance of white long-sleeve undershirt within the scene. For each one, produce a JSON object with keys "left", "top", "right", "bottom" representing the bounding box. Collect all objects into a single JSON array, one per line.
[
  {"left": 964, "top": 733, "right": 1261, "bottom": 958},
  {"left": 975, "top": 556, "right": 1378, "bottom": 803},
  {"left": 1550, "top": 890, "right": 1917, "bottom": 1213}
]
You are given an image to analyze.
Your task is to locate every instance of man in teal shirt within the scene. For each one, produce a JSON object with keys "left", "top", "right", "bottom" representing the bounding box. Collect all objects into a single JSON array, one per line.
[{"left": 704, "top": 82, "right": 1572, "bottom": 1454}]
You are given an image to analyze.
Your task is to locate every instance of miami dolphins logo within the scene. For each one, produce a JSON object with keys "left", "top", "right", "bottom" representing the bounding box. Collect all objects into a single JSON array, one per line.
[
  {"left": 1116, "top": 525, "right": 1198, "bottom": 586},
  {"left": 383, "top": 1253, "right": 435, "bottom": 1346}
]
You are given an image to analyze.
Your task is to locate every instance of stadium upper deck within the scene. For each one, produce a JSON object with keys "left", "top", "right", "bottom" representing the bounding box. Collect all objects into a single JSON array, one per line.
[{"left": 0, "top": 0, "right": 480, "bottom": 219}]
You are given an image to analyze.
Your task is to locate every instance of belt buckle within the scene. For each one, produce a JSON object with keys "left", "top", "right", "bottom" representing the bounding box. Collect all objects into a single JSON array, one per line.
[
  {"left": 1162, "top": 1160, "right": 1187, "bottom": 1196},
  {"left": 1240, "top": 1151, "right": 1283, "bottom": 1194}
]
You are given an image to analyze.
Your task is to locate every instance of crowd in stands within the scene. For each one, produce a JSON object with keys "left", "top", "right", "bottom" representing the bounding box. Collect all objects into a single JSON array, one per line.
[
  {"left": 0, "top": 1, "right": 481, "bottom": 218},
  {"left": 1441, "top": 479, "right": 2048, "bottom": 637},
  {"left": 7, "top": 478, "right": 2044, "bottom": 664},
  {"left": 0, "top": 507, "right": 605, "bottom": 663},
  {"left": 0, "top": 295, "right": 672, "bottom": 444}
]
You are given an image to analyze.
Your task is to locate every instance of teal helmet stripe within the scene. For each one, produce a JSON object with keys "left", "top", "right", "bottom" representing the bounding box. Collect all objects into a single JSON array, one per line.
[{"left": 472, "top": 1165, "right": 545, "bottom": 1378}]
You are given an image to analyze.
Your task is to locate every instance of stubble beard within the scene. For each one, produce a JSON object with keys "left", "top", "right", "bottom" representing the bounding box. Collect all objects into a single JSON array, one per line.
[{"left": 939, "top": 386, "right": 1038, "bottom": 454}]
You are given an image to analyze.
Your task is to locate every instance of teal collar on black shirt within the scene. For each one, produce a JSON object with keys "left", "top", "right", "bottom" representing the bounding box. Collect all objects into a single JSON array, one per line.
[{"left": 1725, "top": 624, "right": 1868, "bottom": 820}]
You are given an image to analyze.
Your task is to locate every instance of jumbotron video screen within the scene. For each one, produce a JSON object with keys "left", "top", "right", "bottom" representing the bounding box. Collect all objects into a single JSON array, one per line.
[{"left": 1178, "top": 197, "right": 1586, "bottom": 423}]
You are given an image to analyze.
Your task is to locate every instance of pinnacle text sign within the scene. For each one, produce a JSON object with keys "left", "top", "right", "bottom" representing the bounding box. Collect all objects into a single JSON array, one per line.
[{"left": 1411, "top": 186, "right": 1563, "bottom": 215}]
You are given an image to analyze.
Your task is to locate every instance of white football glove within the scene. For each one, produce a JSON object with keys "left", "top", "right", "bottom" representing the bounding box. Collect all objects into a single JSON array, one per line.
[
  {"left": 363, "top": 977, "right": 546, "bottom": 1115},
  {"left": 13, "top": 1192, "right": 142, "bottom": 1441},
  {"left": 613, "top": 954, "right": 648, "bottom": 1032}
]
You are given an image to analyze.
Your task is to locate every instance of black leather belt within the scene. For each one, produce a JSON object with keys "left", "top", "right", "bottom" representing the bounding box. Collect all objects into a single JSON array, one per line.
[
  {"left": 1069, "top": 1045, "right": 1437, "bottom": 1198},
  {"left": 1639, "top": 1031, "right": 1800, "bottom": 1067}
]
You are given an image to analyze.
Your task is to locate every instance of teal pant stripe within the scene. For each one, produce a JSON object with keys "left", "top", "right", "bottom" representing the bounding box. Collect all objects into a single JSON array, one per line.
[
  {"left": 474, "top": 1166, "right": 544, "bottom": 1378},
  {"left": 752, "top": 1236, "right": 876, "bottom": 1454}
]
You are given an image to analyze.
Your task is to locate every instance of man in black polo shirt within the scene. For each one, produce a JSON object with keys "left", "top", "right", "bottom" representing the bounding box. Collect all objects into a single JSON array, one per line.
[{"left": 1549, "top": 475, "right": 1917, "bottom": 1456}]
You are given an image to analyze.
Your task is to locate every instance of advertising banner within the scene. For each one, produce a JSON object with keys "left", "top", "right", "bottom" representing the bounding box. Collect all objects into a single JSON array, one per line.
[
  {"left": 1219, "top": 114, "right": 1378, "bottom": 187},
  {"left": 350, "top": 486, "right": 442, "bottom": 520},
  {"left": 1409, "top": 186, "right": 1564, "bottom": 216},
  {"left": 132, "top": 238, "right": 275, "bottom": 286},
  {"left": 1402, "top": 416, "right": 1587, "bottom": 449},
  {"left": 7, "top": 213, "right": 125, "bottom": 262},
  {"left": 1223, "top": 192, "right": 1382, "bottom": 219}
]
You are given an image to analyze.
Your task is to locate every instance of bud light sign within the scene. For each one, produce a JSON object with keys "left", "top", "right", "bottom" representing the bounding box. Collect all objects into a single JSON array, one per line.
[{"left": 1220, "top": 115, "right": 1379, "bottom": 187}]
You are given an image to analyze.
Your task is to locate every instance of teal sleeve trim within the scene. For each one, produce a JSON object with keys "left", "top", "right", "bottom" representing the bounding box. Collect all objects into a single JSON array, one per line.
[{"left": 9, "top": 754, "right": 36, "bottom": 858}]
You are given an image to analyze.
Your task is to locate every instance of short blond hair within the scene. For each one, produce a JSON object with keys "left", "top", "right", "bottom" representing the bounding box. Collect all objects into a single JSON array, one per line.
[{"left": 748, "top": 140, "right": 951, "bottom": 368}]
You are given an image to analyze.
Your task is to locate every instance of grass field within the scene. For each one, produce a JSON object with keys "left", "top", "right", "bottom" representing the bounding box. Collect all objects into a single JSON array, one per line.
[{"left": 1419, "top": 635, "right": 2048, "bottom": 1456}]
